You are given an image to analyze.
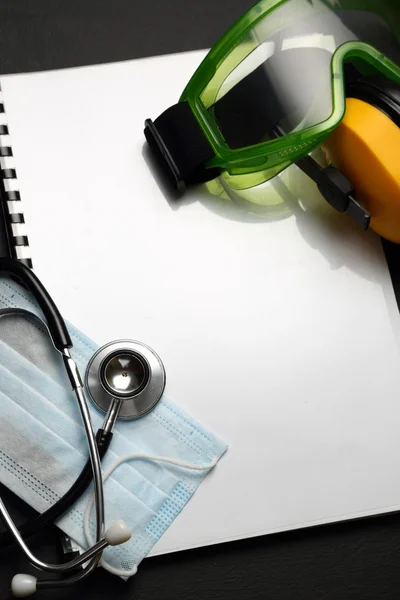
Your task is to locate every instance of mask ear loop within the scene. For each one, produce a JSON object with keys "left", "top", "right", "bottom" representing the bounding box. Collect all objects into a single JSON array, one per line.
[{"left": 83, "top": 453, "right": 218, "bottom": 577}]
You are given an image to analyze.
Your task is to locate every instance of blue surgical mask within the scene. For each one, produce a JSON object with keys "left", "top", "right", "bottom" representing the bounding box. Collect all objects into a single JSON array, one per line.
[{"left": 0, "top": 277, "right": 227, "bottom": 577}]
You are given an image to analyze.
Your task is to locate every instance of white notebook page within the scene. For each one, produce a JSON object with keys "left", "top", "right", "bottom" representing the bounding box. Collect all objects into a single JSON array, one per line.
[{"left": 2, "top": 50, "right": 400, "bottom": 557}]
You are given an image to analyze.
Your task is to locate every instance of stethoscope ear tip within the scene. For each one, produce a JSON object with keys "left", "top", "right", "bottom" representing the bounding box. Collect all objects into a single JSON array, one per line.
[
  {"left": 105, "top": 520, "right": 132, "bottom": 546},
  {"left": 11, "top": 574, "right": 37, "bottom": 597}
]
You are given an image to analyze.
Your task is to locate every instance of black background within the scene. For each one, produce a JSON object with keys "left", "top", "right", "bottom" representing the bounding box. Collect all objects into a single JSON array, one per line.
[{"left": 1, "top": 1, "right": 400, "bottom": 598}]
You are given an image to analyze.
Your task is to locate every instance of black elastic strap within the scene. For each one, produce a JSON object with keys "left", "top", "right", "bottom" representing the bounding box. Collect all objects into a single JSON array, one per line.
[
  {"left": 144, "top": 102, "right": 220, "bottom": 190},
  {"left": 0, "top": 429, "right": 112, "bottom": 554}
]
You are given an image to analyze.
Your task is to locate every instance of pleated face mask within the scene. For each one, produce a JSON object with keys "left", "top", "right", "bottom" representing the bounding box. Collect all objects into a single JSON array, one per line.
[{"left": 0, "top": 277, "right": 227, "bottom": 577}]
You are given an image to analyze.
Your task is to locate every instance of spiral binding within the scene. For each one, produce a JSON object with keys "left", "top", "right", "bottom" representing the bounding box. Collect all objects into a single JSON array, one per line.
[{"left": 0, "top": 82, "right": 32, "bottom": 268}]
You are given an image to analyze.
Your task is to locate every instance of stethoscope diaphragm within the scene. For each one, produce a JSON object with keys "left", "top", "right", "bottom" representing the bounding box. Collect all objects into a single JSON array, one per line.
[{"left": 85, "top": 339, "right": 166, "bottom": 419}]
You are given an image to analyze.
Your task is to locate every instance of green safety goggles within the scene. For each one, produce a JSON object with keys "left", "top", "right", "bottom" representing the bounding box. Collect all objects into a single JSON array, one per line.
[{"left": 145, "top": 0, "right": 400, "bottom": 226}]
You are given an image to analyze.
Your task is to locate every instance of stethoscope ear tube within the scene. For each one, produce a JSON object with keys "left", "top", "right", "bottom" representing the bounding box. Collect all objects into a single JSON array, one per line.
[{"left": 0, "top": 258, "right": 72, "bottom": 351}]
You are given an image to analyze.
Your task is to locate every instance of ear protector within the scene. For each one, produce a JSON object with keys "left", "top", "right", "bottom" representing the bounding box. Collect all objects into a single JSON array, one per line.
[{"left": 323, "top": 76, "right": 400, "bottom": 243}]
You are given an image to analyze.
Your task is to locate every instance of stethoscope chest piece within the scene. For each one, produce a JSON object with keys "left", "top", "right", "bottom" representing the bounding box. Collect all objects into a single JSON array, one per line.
[{"left": 85, "top": 339, "right": 166, "bottom": 419}]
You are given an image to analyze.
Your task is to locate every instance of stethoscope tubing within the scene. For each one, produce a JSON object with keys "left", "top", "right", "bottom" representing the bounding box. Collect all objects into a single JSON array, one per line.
[
  {"left": 0, "top": 259, "right": 105, "bottom": 588},
  {"left": 0, "top": 308, "right": 112, "bottom": 552}
]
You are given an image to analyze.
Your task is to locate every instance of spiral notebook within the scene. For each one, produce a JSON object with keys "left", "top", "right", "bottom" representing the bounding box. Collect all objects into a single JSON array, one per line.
[
  {"left": 0, "top": 83, "right": 31, "bottom": 267},
  {"left": 1, "top": 52, "right": 400, "bottom": 557}
]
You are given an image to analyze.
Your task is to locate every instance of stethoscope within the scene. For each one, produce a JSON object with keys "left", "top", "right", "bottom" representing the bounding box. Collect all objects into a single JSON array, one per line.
[{"left": 0, "top": 258, "right": 166, "bottom": 597}]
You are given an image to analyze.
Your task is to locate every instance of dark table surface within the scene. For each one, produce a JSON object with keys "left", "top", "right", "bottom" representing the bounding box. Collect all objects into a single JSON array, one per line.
[{"left": 1, "top": 1, "right": 400, "bottom": 599}]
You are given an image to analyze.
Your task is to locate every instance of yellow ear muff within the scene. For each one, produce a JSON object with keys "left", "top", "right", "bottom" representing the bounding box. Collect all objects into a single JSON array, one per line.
[{"left": 323, "top": 97, "right": 400, "bottom": 243}]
